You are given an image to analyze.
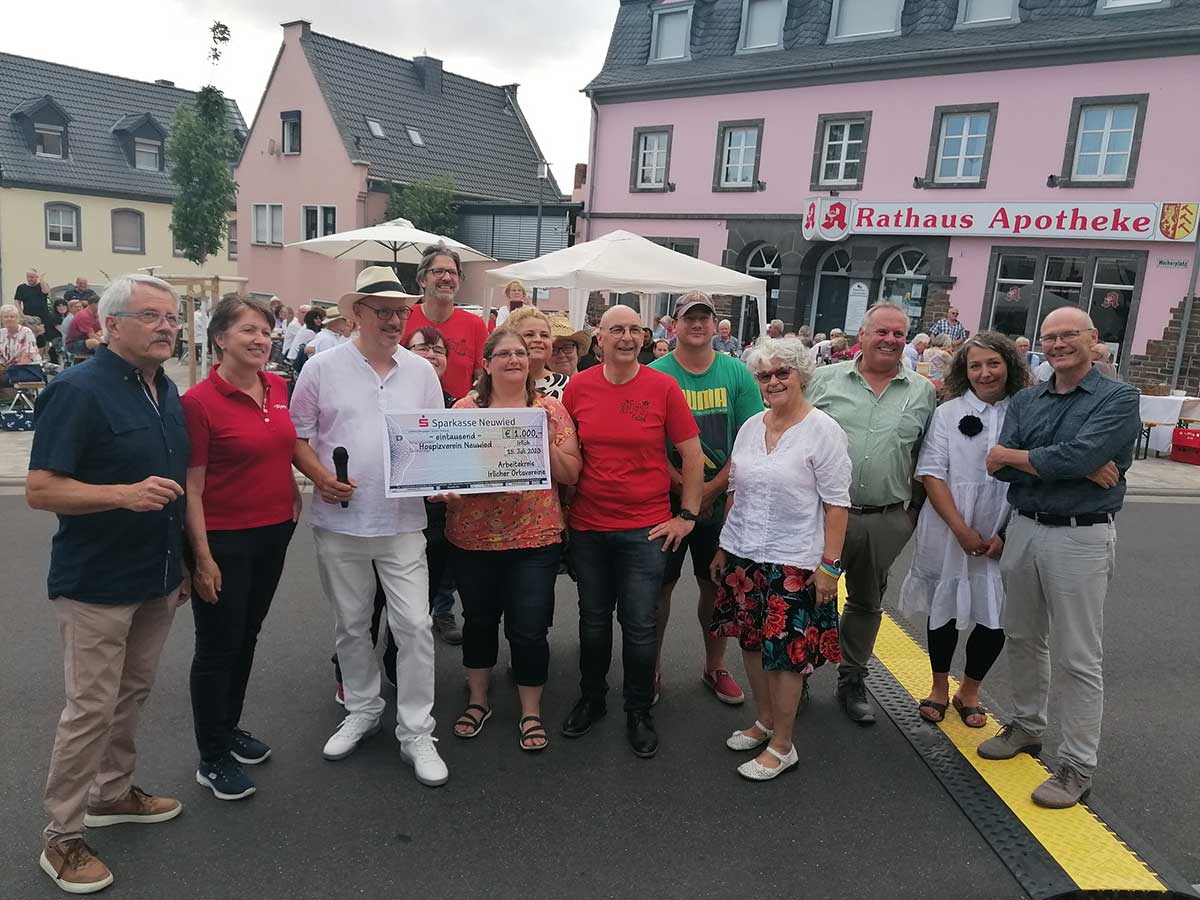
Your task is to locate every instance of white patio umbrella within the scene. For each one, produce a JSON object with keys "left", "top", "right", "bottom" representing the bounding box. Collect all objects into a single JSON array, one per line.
[
  {"left": 484, "top": 230, "right": 768, "bottom": 332},
  {"left": 286, "top": 217, "right": 493, "bottom": 264}
]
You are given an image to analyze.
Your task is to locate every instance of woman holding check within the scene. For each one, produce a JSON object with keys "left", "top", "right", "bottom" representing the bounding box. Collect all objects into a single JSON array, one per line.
[
  {"left": 437, "top": 327, "right": 581, "bottom": 751},
  {"left": 709, "top": 337, "right": 851, "bottom": 782}
]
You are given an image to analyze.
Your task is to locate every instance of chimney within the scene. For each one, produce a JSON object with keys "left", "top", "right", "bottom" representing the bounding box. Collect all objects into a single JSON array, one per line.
[
  {"left": 282, "top": 19, "right": 311, "bottom": 38},
  {"left": 154, "top": 79, "right": 175, "bottom": 87},
  {"left": 413, "top": 56, "right": 443, "bottom": 95},
  {"left": 574, "top": 163, "right": 588, "bottom": 190}
]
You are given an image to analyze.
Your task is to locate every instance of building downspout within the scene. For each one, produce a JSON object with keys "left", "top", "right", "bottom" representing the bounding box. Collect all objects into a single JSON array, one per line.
[
  {"left": 1169, "top": 236, "right": 1200, "bottom": 390},
  {"left": 582, "top": 98, "right": 600, "bottom": 244}
]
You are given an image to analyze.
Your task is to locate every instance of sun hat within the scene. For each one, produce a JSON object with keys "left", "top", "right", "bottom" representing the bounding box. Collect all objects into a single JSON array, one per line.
[
  {"left": 548, "top": 316, "right": 591, "bottom": 356},
  {"left": 338, "top": 265, "right": 422, "bottom": 318}
]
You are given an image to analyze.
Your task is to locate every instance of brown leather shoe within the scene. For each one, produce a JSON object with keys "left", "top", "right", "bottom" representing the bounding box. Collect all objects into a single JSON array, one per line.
[
  {"left": 39, "top": 839, "right": 114, "bottom": 894},
  {"left": 84, "top": 785, "right": 182, "bottom": 828}
]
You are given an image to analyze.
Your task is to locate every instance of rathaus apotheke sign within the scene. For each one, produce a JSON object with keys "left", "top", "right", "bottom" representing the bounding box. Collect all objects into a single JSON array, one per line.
[{"left": 801, "top": 198, "right": 1198, "bottom": 243}]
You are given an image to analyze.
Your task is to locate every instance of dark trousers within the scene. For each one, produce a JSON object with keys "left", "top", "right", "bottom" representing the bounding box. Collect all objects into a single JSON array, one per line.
[
  {"left": 331, "top": 519, "right": 452, "bottom": 684},
  {"left": 927, "top": 619, "right": 1006, "bottom": 682},
  {"left": 454, "top": 543, "right": 559, "bottom": 686},
  {"left": 190, "top": 520, "right": 294, "bottom": 763},
  {"left": 569, "top": 527, "right": 666, "bottom": 712},
  {"left": 839, "top": 507, "right": 914, "bottom": 680}
]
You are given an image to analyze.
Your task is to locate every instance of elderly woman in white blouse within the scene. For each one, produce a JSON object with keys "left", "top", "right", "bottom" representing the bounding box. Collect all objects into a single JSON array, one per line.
[
  {"left": 898, "top": 332, "right": 1030, "bottom": 728},
  {"left": 709, "top": 336, "right": 851, "bottom": 782},
  {"left": 0, "top": 303, "right": 43, "bottom": 384}
]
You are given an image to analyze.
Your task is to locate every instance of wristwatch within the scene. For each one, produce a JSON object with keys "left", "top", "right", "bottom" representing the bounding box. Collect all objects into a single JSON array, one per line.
[
  {"left": 820, "top": 557, "right": 844, "bottom": 577},
  {"left": 678, "top": 509, "right": 699, "bottom": 522}
]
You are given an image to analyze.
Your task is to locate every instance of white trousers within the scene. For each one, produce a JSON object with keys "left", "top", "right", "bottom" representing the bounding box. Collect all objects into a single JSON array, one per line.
[{"left": 313, "top": 527, "right": 435, "bottom": 741}]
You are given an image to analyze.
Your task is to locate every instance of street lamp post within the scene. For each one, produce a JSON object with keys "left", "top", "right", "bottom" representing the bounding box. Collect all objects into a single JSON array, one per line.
[{"left": 534, "top": 159, "right": 549, "bottom": 259}]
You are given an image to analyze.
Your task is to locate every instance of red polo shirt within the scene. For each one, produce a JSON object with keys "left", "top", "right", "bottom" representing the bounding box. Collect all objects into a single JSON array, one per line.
[{"left": 181, "top": 367, "right": 297, "bottom": 531}]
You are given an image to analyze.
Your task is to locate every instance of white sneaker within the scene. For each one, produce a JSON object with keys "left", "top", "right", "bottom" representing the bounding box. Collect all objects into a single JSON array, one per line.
[
  {"left": 726, "top": 720, "right": 774, "bottom": 751},
  {"left": 400, "top": 734, "right": 449, "bottom": 787},
  {"left": 322, "top": 714, "right": 381, "bottom": 761},
  {"left": 737, "top": 744, "right": 799, "bottom": 781}
]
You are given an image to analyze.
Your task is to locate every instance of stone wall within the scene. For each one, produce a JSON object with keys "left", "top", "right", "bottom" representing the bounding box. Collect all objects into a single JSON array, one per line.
[{"left": 1124, "top": 299, "right": 1200, "bottom": 394}]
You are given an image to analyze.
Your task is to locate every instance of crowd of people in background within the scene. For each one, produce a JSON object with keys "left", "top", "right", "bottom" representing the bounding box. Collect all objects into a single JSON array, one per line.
[{"left": 21, "top": 247, "right": 1141, "bottom": 894}]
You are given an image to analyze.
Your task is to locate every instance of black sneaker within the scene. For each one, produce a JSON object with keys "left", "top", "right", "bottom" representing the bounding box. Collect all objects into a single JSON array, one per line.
[
  {"left": 196, "top": 755, "right": 256, "bottom": 801},
  {"left": 231, "top": 729, "right": 272, "bottom": 765}
]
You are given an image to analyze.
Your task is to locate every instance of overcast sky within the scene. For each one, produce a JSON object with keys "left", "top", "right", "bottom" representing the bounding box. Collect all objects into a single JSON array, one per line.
[{"left": 1, "top": 0, "right": 617, "bottom": 190}]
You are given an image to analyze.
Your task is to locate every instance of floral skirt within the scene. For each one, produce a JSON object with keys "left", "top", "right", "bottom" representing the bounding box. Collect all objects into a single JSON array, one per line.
[{"left": 710, "top": 555, "right": 841, "bottom": 675}]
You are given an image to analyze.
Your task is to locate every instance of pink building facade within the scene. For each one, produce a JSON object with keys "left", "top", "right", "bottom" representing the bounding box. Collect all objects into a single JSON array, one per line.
[{"left": 584, "top": 0, "right": 1200, "bottom": 384}]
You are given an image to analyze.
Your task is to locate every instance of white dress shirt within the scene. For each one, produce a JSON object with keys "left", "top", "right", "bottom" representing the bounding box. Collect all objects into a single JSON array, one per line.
[
  {"left": 282, "top": 318, "right": 302, "bottom": 356},
  {"left": 290, "top": 340, "right": 444, "bottom": 537},
  {"left": 307, "top": 328, "right": 346, "bottom": 355},
  {"left": 288, "top": 327, "right": 317, "bottom": 362},
  {"left": 719, "top": 408, "right": 852, "bottom": 569}
]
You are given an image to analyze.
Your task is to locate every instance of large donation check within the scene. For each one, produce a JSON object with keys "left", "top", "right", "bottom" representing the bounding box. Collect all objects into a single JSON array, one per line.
[{"left": 383, "top": 407, "right": 551, "bottom": 498}]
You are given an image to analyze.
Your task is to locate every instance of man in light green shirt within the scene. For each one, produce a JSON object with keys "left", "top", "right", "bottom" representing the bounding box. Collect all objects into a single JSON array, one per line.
[{"left": 806, "top": 303, "right": 936, "bottom": 725}]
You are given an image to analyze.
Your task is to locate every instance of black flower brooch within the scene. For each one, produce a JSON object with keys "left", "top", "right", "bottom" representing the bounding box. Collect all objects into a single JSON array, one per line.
[{"left": 958, "top": 415, "right": 984, "bottom": 437}]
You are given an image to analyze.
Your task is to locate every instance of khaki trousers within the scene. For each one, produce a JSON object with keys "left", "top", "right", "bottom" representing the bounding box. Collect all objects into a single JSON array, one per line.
[
  {"left": 838, "top": 506, "right": 915, "bottom": 679},
  {"left": 43, "top": 593, "right": 177, "bottom": 844}
]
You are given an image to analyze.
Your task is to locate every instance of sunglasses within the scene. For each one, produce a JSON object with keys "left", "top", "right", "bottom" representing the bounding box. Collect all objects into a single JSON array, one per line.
[{"left": 754, "top": 367, "right": 794, "bottom": 384}]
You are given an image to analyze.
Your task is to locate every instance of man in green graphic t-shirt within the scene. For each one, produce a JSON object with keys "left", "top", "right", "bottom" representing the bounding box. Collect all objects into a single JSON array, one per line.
[{"left": 650, "top": 292, "right": 764, "bottom": 706}]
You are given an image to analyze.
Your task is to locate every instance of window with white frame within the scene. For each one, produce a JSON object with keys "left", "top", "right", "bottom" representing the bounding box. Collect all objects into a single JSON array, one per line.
[
  {"left": 740, "top": 0, "right": 784, "bottom": 50},
  {"left": 820, "top": 119, "right": 866, "bottom": 186},
  {"left": 636, "top": 130, "right": 670, "bottom": 188},
  {"left": 134, "top": 139, "right": 161, "bottom": 171},
  {"left": 111, "top": 209, "right": 144, "bottom": 253},
  {"left": 46, "top": 204, "right": 79, "bottom": 248},
  {"left": 303, "top": 205, "right": 337, "bottom": 240},
  {"left": 958, "top": 0, "right": 1018, "bottom": 25},
  {"left": 281, "top": 114, "right": 301, "bottom": 154},
  {"left": 651, "top": 6, "right": 691, "bottom": 61},
  {"left": 1096, "top": 0, "right": 1170, "bottom": 10},
  {"left": 1072, "top": 104, "right": 1137, "bottom": 181},
  {"left": 935, "top": 112, "right": 990, "bottom": 182},
  {"left": 34, "top": 124, "right": 64, "bottom": 158},
  {"left": 719, "top": 124, "right": 760, "bottom": 188},
  {"left": 829, "top": 0, "right": 901, "bottom": 40},
  {"left": 252, "top": 203, "right": 284, "bottom": 245}
]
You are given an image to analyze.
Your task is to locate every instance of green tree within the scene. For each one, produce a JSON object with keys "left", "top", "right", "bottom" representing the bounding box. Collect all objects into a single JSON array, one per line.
[
  {"left": 168, "top": 22, "right": 238, "bottom": 265},
  {"left": 383, "top": 177, "right": 458, "bottom": 237}
]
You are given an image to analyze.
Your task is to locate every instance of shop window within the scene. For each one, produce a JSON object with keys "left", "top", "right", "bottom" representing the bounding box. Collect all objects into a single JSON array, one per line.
[
  {"left": 989, "top": 254, "right": 1037, "bottom": 337},
  {"left": 880, "top": 249, "right": 929, "bottom": 334},
  {"left": 1090, "top": 257, "right": 1137, "bottom": 360}
]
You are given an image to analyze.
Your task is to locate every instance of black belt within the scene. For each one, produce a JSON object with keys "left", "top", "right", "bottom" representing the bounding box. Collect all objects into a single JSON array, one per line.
[
  {"left": 848, "top": 502, "right": 905, "bottom": 515},
  {"left": 1018, "top": 510, "right": 1114, "bottom": 527}
]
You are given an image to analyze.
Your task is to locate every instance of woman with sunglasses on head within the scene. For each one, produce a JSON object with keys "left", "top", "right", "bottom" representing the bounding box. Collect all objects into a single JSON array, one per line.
[
  {"left": 439, "top": 328, "right": 581, "bottom": 751},
  {"left": 898, "top": 332, "right": 1030, "bottom": 729},
  {"left": 709, "top": 336, "right": 851, "bottom": 782}
]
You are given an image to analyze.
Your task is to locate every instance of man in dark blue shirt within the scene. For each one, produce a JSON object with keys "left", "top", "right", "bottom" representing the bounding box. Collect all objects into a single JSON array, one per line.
[
  {"left": 979, "top": 307, "right": 1139, "bottom": 810},
  {"left": 27, "top": 274, "right": 190, "bottom": 894}
]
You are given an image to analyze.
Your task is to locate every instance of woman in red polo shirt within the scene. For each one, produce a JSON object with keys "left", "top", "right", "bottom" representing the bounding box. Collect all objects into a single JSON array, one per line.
[{"left": 181, "top": 295, "right": 301, "bottom": 802}]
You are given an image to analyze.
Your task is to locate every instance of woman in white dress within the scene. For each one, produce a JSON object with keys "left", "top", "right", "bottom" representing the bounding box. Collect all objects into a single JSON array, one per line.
[{"left": 898, "top": 332, "right": 1030, "bottom": 728}]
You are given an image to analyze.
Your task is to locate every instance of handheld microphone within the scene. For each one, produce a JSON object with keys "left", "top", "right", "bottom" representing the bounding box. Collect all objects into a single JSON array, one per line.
[{"left": 332, "top": 446, "right": 350, "bottom": 508}]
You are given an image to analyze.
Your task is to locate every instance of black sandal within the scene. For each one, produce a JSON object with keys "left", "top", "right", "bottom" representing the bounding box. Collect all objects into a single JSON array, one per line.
[
  {"left": 918, "top": 698, "right": 948, "bottom": 723},
  {"left": 952, "top": 695, "right": 988, "bottom": 728},
  {"left": 518, "top": 715, "right": 549, "bottom": 752},
  {"left": 453, "top": 704, "right": 492, "bottom": 739}
]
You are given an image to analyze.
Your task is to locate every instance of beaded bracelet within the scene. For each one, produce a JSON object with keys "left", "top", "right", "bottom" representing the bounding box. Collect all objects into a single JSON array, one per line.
[{"left": 818, "top": 562, "right": 843, "bottom": 579}]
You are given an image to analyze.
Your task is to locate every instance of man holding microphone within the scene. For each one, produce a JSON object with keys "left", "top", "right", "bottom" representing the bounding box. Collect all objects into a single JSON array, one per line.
[{"left": 291, "top": 266, "right": 449, "bottom": 787}]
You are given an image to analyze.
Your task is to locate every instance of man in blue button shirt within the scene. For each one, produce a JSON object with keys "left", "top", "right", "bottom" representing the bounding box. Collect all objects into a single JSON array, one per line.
[
  {"left": 27, "top": 274, "right": 191, "bottom": 894},
  {"left": 981, "top": 306, "right": 1139, "bottom": 810}
]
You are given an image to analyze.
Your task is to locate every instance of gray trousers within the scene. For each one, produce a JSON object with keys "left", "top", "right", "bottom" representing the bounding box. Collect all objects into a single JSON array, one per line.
[
  {"left": 839, "top": 507, "right": 915, "bottom": 679},
  {"left": 1000, "top": 514, "right": 1115, "bottom": 775}
]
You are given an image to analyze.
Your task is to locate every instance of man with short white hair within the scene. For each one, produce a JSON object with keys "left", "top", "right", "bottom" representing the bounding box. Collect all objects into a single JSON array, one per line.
[
  {"left": 903, "top": 333, "right": 929, "bottom": 370},
  {"left": 767, "top": 319, "right": 784, "bottom": 339},
  {"left": 653, "top": 315, "right": 674, "bottom": 340},
  {"left": 27, "top": 274, "right": 190, "bottom": 894},
  {"left": 712, "top": 318, "right": 740, "bottom": 355}
]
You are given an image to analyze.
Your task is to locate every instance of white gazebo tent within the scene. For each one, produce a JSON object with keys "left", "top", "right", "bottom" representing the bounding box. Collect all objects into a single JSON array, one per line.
[{"left": 484, "top": 230, "right": 768, "bottom": 334}]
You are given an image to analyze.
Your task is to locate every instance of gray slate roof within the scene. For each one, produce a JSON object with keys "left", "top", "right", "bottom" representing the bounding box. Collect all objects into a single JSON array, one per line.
[
  {"left": 302, "top": 31, "right": 564, "bottom": 205},
  {"left": 0, "top": 53, "right": 246, "bottom": 202},
  {"left": 588, "top": 0, "right": 1200, "bottom": 96}
]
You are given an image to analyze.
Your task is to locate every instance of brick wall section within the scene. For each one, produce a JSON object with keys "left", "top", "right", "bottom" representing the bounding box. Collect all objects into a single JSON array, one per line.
[{"left": 1124, "top": 299, "right": 1200, "bottom": 395}]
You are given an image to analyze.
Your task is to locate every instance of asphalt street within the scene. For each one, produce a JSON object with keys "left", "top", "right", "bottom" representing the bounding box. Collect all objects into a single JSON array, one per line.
[{"left": 1, "top": 495, "right": 1196, "bottom": 900}]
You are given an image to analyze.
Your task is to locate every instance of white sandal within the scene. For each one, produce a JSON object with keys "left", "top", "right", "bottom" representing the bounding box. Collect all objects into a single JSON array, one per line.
[
  {"left": 737, "top": 744, "right": 799, "bottom": 781},
  {"left": 726, "top": 720, "right": 774, "bottom": 751}
]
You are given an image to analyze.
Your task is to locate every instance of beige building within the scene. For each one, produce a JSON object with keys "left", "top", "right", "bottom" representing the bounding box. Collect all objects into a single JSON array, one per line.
[{"left": 0, "top": 53, "right": 246, "bottom": 299}]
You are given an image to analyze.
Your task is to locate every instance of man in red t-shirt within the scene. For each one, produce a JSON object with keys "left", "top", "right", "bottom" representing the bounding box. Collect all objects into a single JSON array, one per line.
[
  {"left": 401, "top": 245, "right": 487, "bottom": 399},
  {"left": 64, "top": 296, "right": 102, "bottom": 356},
  {"left": 561, "top": 304, "right": 703, "bottom": 759}
]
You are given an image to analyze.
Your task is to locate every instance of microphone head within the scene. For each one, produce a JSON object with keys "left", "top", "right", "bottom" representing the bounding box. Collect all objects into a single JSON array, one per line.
[{"left": 332, "top": 446, "right": 348, "bottom": 463}]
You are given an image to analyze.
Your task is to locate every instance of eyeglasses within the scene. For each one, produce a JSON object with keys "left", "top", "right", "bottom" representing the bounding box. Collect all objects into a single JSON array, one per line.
[
  {"left": 427, "top": 267, "right": 460, "bottom": 279},
  {"left": 488, "top": 349, "right": 529, "bottom": 360},
  {"left": 357, "top": 303, "right": 411, "bottom": 321},
  {"left": 409, "top": 342, "right": 447, "bottom": 356},
  {"left": 754, "top": 367, "right": 795, "bottom": 384},
  {"left": 551, "top": 344, "right": 577, "bottom": 356},
  {"left": 1039, "top": 329, "right": 1083, "bottom": 345},
  {"left": 607, "top": 325, "right": 645, "bottom": 338},
  {"left": 111, "top": 310, "right": 180, "bottom": 327}
]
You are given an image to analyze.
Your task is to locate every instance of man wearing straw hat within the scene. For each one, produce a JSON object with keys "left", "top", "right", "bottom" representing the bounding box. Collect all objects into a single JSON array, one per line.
[
  {"left": 548, "top": 317, "right": 590, "bottom": 379},
  {"left": 291, "top": 265, "right": 450, "bottom": 787}
]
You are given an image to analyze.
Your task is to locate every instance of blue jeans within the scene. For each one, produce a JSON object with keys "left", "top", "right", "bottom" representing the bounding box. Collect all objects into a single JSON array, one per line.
[{"left": 569, "top": 527, "right": 666, "bottom": 712}]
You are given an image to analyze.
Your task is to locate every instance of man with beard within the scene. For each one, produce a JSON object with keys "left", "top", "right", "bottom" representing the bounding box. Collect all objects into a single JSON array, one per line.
[
  {"left": 806, "top": 303, "right": 936, "bottom": 725},
  {"left": 402, "top": 244, "right": 487, "bottom": 399}
]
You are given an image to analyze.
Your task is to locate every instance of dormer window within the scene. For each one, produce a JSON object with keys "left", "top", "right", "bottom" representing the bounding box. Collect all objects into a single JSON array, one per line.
[
  {"left": 650, "top": 4, "right": 692, "bottom": 62},
  {"left": 957, "top": 0, "right": 1019, "bottom": 26},
  {"left": 1095, "top": 0, "right": 1171, "bottom": 12},
  {"left": 135, "top": 139, "right": 161, "bottom": 171},
  {"left": 828, "top": 0, "right": 902, "bottom": 42},
  {"left": 35, "top": 124, "right": 65, "bottom": 158},
  {"left": 739, "top": 0, "right": 784, "bottom": 51}
]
